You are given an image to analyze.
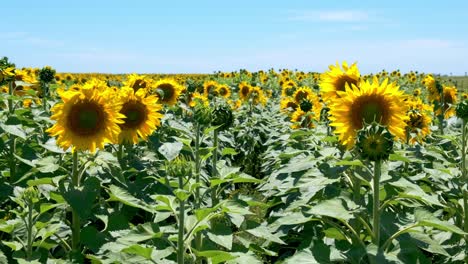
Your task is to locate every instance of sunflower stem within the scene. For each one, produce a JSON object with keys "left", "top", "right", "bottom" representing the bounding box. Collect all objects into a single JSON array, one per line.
[
  {"left": 211, "top": 129, "right": 219, "bottom": 206},
  {"left": 71, "top": 151, "right": 81, "bottom": 255},
  {"left": 26, "top": 196, "right": 34, "bottom": 261},
  {"left": 42, "top": 82, "right": 48, "bottom": 112},
  {"left": 177, "top": 171, "right": 185, "bottom": 264},
  {"left": 372, "top": 160, "right": 382, "bottom": 247},
  {"left": 8, "top": 80, "right": 14, "bottom": 114},
  {"left": 404, "top": 127, "right": 409, "bottom": 174},
  {"left": 461, "top": 119, "right": 468, "bottom": 239},
  {"left": 194, "top": 123, "right": 203, "bottom": 254}
]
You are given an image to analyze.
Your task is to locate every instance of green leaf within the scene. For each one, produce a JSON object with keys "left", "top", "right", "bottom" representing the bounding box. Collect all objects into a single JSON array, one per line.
[
  {"left": 389, "top": 153, "right": 411, "bottom": 163},
  {"left": 2, "top": 241, "right": 23, "bottom": 251},
  {"left": 246, "top": 225, "right": 286, "bottom": 245},
  {"left": 207, "top": 220, "right": 233, "bottom": 250},
  {"left": 222, "top": 147, "right": 238, "bottom": 156},
  {"left": 335, "top": 160, "right": 364, "bottom": 166},
  {"left": 63, "top": 177, "right": 100, "bottom": 219},
  {"left": 121, "top": 244, "right": 153, "bottom": 260},
  {"left": 35, "top": 156, "right": 60, "bottom": 173},
  {"left": 0, "top": 124, "right": 26, "bottom": 140},
  {"left": 107, "top": 185, "right": 155, "bottom": 213},
  {"left": 196, "top": 250, "right": 238, "bottom": 264},
  {"left": 307, "top": 198, "right": 355, "bottom": 221},
  {"left": 81, "top": 226, "right": 107, "bottom": 253},
  {"left": 158, "top": 141, "right": 183, "bottom": 161},
  {"left": 174, "top": 189, "right": 190, "bottom": 202}
]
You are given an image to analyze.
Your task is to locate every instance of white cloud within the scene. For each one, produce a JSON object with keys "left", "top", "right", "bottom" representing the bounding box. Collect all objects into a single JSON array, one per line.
[{"left": 289, "top": 10, "right": 370, "bottom": 22}]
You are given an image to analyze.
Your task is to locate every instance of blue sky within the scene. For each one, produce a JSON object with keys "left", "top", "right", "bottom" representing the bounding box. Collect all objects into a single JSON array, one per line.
[{"left": 2, "top": 0, "right": 468, "bottom": 74}]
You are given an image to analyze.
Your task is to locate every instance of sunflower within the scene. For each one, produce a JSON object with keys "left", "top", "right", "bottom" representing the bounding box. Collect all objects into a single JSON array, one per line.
[
  {"left": 250, "top": 86, "right": 268, "bottom": 106},
  {"left": 118, "top": 87, "right": 163, "bottom": 144},
  {"left": 216, "top": 84, "right": 231, "bottom": 98},
  {"left": 413, "top": 88, "right": 421, "bottom": 97},
  {"left": 290, "top": 109, "right": 315, "bottom": 129},
  {"left": 203, "top": 80, "right": 219, "bottom": 96},
  {"left": 329, "top": 77, "right": 407, "bottom": 148},
  {"left": 124, "top": 74, "right": 152, "bottom": 93},
  {"left": 189, "top": 92, "right": 209, "bottom": 107},
  {"left": 47, "top": 86, "right": 124, "bottom": 153},
  {"left": 238, "top": 82, "right": 251, "bottom": 102},
  {"left": 320, "top": 61, "right": 360, "bottom": 103},
  {"left": 436, "top": 85, "right": 458, "bottom": 118},
  {"left": 153, "top": 79, "right": 184, "bottom": 106},
  {"left": 405, "top": 110, "right": 432, "bottom": 144},
  {"left": 293, "top": 86, "right": 314, "bottom": 103},
  {"left": 281, "top": 80, "right": 297, "bottom": 97},
  {"left": 280, "top": 97, "right": 299, "bottom": 112},
  {"left": 423, "top": 75, "right": 439, "bottom": 102}
]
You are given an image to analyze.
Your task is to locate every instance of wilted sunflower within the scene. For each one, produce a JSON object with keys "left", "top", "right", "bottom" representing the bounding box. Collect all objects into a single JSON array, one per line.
[
  {"left": 320, "top": 61, "right": 360, "bottom": 103},
  {"left": 153, "top": 79, "right": 184, "bottom": 105},
  {"left": 47, "top": 86, "right": 124, "bottom": 153},
  {"left": 118, "top": 87, "right": 163, "bottom": 144},
  {"left": 216, "top": 84, "right": 231, "bottom": 98},
  {"left": 124, "top": 74, "right": 152, "bottom": 92},
  {"left": 329, "top": 77, "right": 407, "bottom": 148}
]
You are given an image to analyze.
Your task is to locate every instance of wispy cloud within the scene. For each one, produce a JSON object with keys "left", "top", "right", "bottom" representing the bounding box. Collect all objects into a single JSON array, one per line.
[
  {"left": 288, "top": 10, "right": 370, "bottom": 22},
  {"left": 0, "top": 32, "right": 64, "bottom": 47}
]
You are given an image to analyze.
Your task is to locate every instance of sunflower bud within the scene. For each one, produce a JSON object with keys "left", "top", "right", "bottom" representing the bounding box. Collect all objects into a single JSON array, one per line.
[
  {"left": 211, "top": 104, "right": 233, "bottom": 131},
  {"left": 356, "top": 123, "right": 394, "bottom": 161},
  {"left": 194, "top": 102, "right": 212, "bottom": 125},
  {"left": 22, "top": 187, "right": 39, "bottom": 204},
  {"left": 38, "top": 66, "right": 56, "bottom": 83},
  {"left": 456, "top": 100, "right": 468, "bottom": 121},
  {"left": 166, "top": 156, "right": 193, "bottom": 178}
]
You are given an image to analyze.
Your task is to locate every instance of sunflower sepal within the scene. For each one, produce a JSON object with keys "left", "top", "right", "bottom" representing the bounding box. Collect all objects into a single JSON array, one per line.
[{"left": 356, "top": 122, "right": 394, "bottom": 162}]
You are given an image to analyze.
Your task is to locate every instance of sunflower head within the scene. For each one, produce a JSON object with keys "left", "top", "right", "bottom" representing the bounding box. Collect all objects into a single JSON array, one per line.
[
  {"left": 193, "top": 100, "right": 212, "bottom": 125},
  {"left": 153, "top": 79, "right": 183, "bottom": 106},
  {"left": 216, "top": 84, "right": 231, "bottom": 98},
  {"left": 47, "top": 86, "right": 125, "bottom": 153},
  {"left": 356, "top": 123, "right": 394, "bottom": 161},
  {"left": 405, "top": 110, "right": 431, "bottom": 144},
  {"left": 166, "top": 156, "right": 193, "bottom": 178},
  {"left": 38, "top": 66, "right": 56, "bottom": 83},
  {"left": 118, "top": 87, "right": 163, "bottom": 145},
  {"left": 413, "top": 88, "right": 421, "bottom": 97},
  {"left": 124, "top": 74, "right": 151, "bottom": 93},
  {"left": 203, "top": 80, "right": 219, "bottom": 97},
  {"left": 320, "top": 61, "right": 360, "bottom": 103},
  {"left": 293, "top": 86, "right": 313, "bottom": 103},
  {"left": 211, "top": 103, "right": 234, "bottom": 131},
  {"left": 189, "top": 92, "right": 209, "bottom": 108},
  {"left": 329, "top": 77, "right": 407, "bottom": 148},
  {"left": 239, "top": 82, "right": 251, "bottom": 101},
  {"left": 290, "top": 109, "right": 315, "bottom": 129}
]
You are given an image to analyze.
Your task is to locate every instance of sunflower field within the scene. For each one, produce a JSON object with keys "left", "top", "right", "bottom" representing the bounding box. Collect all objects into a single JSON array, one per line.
[{"left": 0, "top": 57, "right": 467, "bottom": 263}]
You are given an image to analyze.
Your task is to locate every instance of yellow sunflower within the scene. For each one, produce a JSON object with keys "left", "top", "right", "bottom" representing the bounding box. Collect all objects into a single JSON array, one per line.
[
  {"left": 405, "top": 110, "right": 432, "bottom": 144},
  {"left": 320, "top": 61, "right": 360, "bottom": 103},
  {"left": 290, "top": 109, "right": 315, "bottom": 129},
  {"left": 329, "top": 77, "right": 407, "bottom": 148},
  {"left": 189, "top": 92, "right": 209, "bottom": 107},
  {"left": 280, "top": 97, "right": 299, "bottom": 112},
  {"left": 436, "top": 85, "right": 457, "bottom": 118},
  {"left": 47, "top": 86, "right": 124, "bottom": 153},
  {"left": 238, "top": 82, "right": 251, "bottom": 102},
  {"left": 250, "top": 86, "right": 268, "bottom": 106},
  {"left": 423, "top": 74, "right": 439, "bottom": 102},
  {"left": 124, "top": 74, "right": 152, "bottom": 92},
  {"left": 118, "top": 87, "right": 163, "bottom": 144},
  {"left": 293, "top": 86, "right": 314, "bottom": 103},
  {"left": 281, "top": 80, "right": 297, "bottom": 97},
  {"left": 153, "top": 79, "right": 184, "bottom": 106},
  {"left": 203, "top": 80, "right": 219, "bottom": 96},
  {"left": 216, "top": 84, "right": 231, "bottom": 98}
]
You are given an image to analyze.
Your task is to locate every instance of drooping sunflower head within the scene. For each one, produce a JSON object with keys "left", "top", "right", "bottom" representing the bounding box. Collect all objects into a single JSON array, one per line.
[
  {"left": 153, "top": 79, "right": 184, "bottom": 106},
  {"left": 329, "top": 77, "right": 407, "bottom": 148},
  {"left": 320, "top": 61, "right": 360, "bottom": 103},
  {"left": 216, "top": 84, "right": 231, "bottom": 98},
  {"left": 47, "top": 86, "right": 125, "bottom": 153},
  {"left": 118, "top": 87, "right": 164, "bottom": 145},
  {"left": 436, "top": 85, "right": 458, "bottom": 118},
  {"left": 124, "top": 74, "right": 151, "bottom": 93}
]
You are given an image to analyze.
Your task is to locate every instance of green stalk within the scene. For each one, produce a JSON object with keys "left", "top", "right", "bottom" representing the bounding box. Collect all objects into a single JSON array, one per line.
[
  {"left": 8, "top": 81, "right": 16, "bottom": 182},
  {"left": 42, "top": 82, "right": 48, "bottom": 112},
  {"left": 462, "top": 119, "right": 468, "bottom": 236},
  {"left": 26, "top": 198, "right": 34, "bottom": 260},
  {"left": 117, "top": 144, "right": 124, "bottom": 163},
  {"left": 8, "top": 80, "right": 14, "bottom": 114},
  {"left": 211, "top": 129, "right": 219, "bottom": 206},
  {"left": 438, "top": 90, "right": 445, "bottom": 135},
  {"left": 194, "top": 123, "right": 203, "bottom": 252},
  {"left": 372, "top": 160, "right": 382, "bottom": 246},
  {"left": 177, "top": 172, "right": 185, "bottom": 264},
  {"left": 71, "top": 151, "right": 81, "bottom": 253}
]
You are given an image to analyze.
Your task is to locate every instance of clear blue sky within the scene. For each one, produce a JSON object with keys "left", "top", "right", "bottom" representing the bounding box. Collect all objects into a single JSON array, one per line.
[{"left": 2, "top": 0, "right": 468, "bottom": 74}]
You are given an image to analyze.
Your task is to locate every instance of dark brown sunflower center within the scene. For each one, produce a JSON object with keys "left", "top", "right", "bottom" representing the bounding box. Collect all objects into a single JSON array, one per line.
[
  {"left": 156, "top": 83, "right": 175, "bottom": 102},
  {"left": 408, "top": 113, "right": 424, "bottom": 130},
  {"left": 120, "top": 101, "right": 147, "bottom": 129},
  {"left": 219, "top": 87, "right": 228, "bottom": 96},
  {"left": 286, "top": 101, "right": 298, "bottom": 109},
  {"left": 68, "top": 100, "right": 105, "bottom": 136},
  {"left": 335, "top": 75, "right": 358, "bottom": 92},
  {"left": 241, "top": 86, "right": 250, "bottom": 97},
  {"left": 132, "top": 79, "right": 147, "bottom": 92},
  {"left": 351, "top": 95, "right": 389, "bottom": 129},
  {"left": 294, "top": 91, "right": 309, "bottom": 102}
]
